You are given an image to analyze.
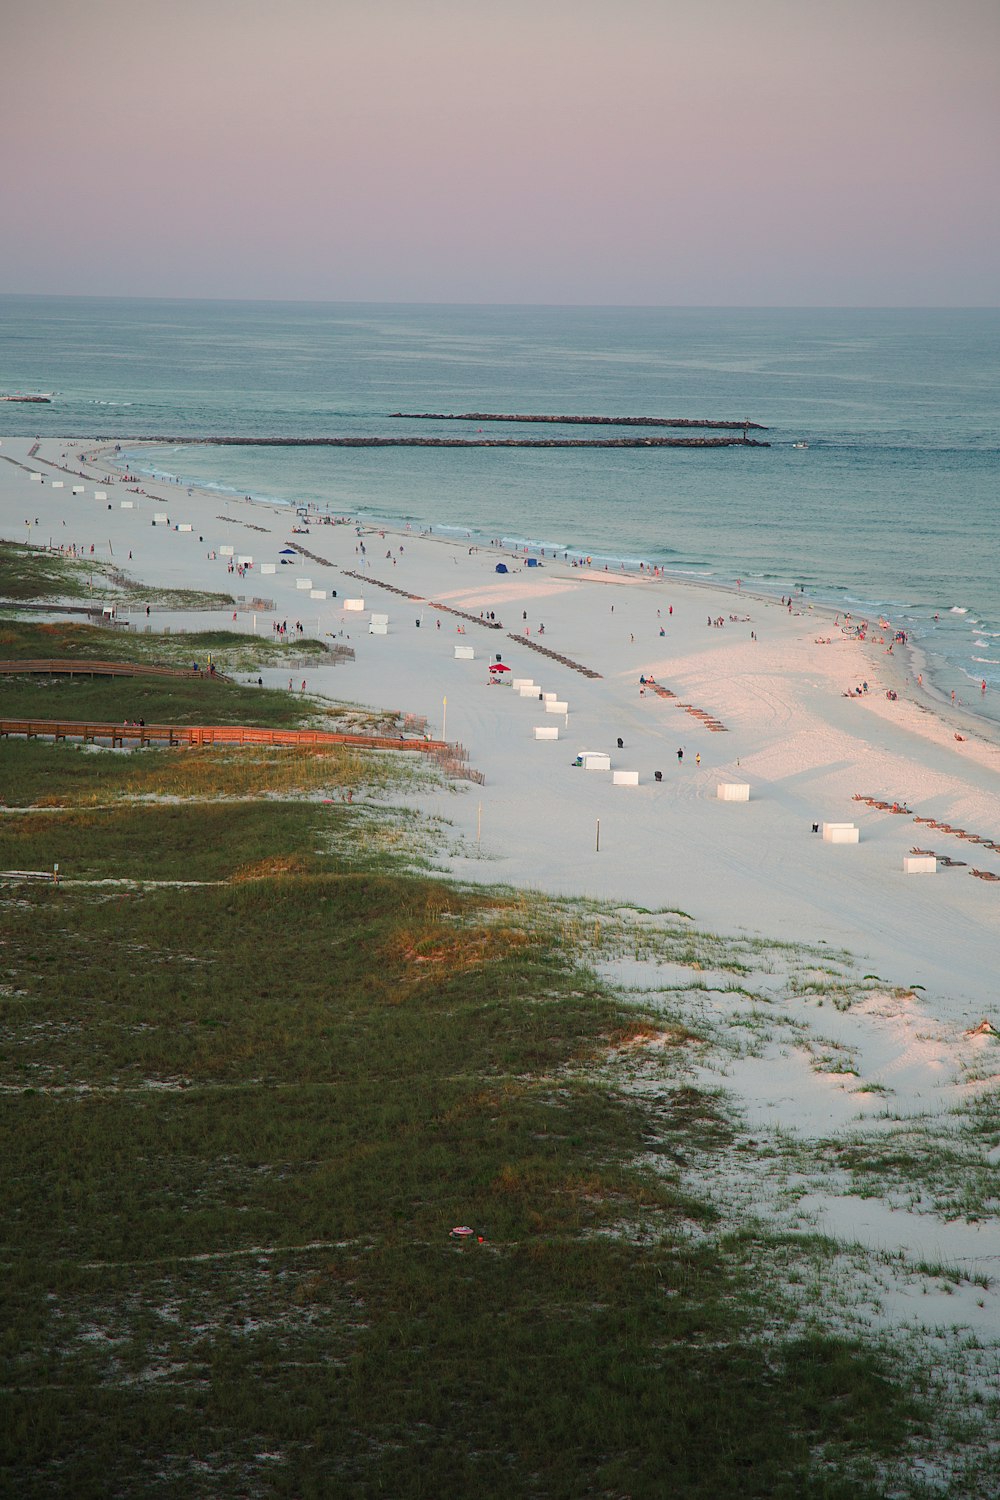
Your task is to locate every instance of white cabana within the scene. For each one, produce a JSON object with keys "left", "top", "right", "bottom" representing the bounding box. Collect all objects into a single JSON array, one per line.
[
  {"left": 580, "top": 751, "right": 611, "bottom": 771},
  {"left": 822, "top": 822, "right": 859, "bottom": 844}
]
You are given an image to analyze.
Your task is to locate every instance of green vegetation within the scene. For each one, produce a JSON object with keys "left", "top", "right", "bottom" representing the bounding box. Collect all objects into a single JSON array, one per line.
[
  {"left": 0, "top": 670, "right": 322, "bottom": 731},
  {"left": 0, "top": 540, "right": 90, "bottom": 600},
  {"left": 0, "top": 618, "right": 405, "bottom": 734},
  {"left": 0, "top": 540, "right": 235, "bottom": 610},
  {"left": 0, "top": 797, "right": 921, "bottom": 1497},
  {"left": 0, "top": 614, "right": 987, "bottom": 1497},
  {"left": 0, "top": 740, "right": 426, "bottom": 811},
  {"left": 0, "top": 615, "right": 324, "bottom": 672}
]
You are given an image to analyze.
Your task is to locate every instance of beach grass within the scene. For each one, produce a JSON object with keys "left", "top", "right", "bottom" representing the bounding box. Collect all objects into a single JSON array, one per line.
[
  {"left": 0, "top": 540, "right": 235, "bottom": 610},
  {"left": 0, "top": 672, "right": 322, "bottom": 729},
  {"left": 0, "top": 724, "right": 940, "bottom": 1498},
  {"left": 0, "top": 615, "right": 326, "bottom": 669},
  {"left": 0, "top": 540, "right": 94, "bottom": 599}
]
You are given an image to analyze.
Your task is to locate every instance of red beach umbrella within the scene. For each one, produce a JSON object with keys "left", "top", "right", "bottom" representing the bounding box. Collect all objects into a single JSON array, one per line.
[{"left": 489, "top": 662, "right": 510, "bottom": 673}]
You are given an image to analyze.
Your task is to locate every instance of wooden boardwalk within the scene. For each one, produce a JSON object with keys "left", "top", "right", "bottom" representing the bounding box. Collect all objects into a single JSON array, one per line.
[
  {"left": 0, "top": 717, "right": 450, "bottom": 754},
  {"left": 0, "top": 658, "right": 225, "bottom": 681}
]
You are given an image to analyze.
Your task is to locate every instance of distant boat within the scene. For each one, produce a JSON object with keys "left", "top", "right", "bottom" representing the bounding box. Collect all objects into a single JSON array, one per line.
[{"left": 792, "top": 441, "right": 809, "bottom": 449}]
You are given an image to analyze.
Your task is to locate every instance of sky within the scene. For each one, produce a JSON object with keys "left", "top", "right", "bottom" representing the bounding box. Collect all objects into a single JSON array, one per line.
[{"left": 2, "top": 0, "right": 999, "bottom": 305}]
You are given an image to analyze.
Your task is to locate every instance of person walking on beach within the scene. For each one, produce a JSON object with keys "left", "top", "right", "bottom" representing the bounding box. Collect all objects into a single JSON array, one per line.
[{"left": 677, "top": 748, "right": 684, "bottom": 762}]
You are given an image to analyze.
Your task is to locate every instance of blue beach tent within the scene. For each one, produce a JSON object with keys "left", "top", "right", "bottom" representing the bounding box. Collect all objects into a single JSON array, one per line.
[{"left": 495, "top": 563, "right": 508, "bottom": 574}]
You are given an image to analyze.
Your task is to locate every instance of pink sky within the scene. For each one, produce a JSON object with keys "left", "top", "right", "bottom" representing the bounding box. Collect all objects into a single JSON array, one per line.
[{"left": 3, "top": 0, "right": 998, "bottom": 304}]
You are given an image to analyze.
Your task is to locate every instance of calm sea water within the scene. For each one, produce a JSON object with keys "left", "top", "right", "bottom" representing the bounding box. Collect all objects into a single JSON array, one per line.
[{"left": 2, "top": 297, "right": 998, "bottom": 712}]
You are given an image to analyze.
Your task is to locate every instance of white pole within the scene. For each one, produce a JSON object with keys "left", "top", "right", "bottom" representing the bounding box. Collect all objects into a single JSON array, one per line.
[
  {"left": 477, "top": 801, "right": 482, "bottom": 843},
  {"left": 442, "top": 695, "right": 447, "bottom": 741}
]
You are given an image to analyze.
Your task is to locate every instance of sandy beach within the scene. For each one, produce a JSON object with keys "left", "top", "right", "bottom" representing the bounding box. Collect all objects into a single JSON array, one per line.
[
  {"left": 6, "top": 431, "right": 1000, "bottom": 1361},
  {"left": 6, "top": 434, "right": 999, "bottom": 1014}
]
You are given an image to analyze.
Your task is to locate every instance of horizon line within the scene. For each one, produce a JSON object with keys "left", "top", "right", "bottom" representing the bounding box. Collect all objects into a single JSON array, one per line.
[{"left": 1, "top": 292, "right": 998, "bottom": 313}]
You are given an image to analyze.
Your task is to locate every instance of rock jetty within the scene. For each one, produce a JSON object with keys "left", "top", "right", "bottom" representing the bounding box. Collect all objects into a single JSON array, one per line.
[
  {"left": 95, "top": 434, "right": 769, "bottom": 449},
  {"left": 391, "top": 411, "right": 767, "bottom": 429}
]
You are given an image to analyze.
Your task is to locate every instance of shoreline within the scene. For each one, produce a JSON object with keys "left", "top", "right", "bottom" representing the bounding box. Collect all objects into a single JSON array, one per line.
[
  {"left": 107, "top": 435, "right": 1000, "bottom": 738},
  {"left": 20, "top": 433, "right": 1000, "bottom": 750},
  {"left": 106, "top": 438, "right": 1000, "bottom": 742},
  {"left": 5, "top": 434, "right": 1000, "bottom": 1023}
]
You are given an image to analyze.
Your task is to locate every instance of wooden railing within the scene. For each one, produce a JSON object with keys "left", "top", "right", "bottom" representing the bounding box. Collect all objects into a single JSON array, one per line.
[
  {"left": 0, "top": 716, "right": 451, "bottom": 754},
  {"left": 0, "top": 658, "right": 221, "bottom": 681}
]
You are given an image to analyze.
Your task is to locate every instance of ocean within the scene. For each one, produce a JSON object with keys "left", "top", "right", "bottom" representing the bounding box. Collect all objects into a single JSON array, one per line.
[{"left": 2, "top": 296, "right": 998, "bottom": 714}]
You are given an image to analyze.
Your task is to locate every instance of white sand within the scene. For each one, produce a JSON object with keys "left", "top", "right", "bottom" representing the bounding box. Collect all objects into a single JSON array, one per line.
[
  {"left": 7, "top": 434, "right": 1000, "bottom": 1400},
  {"left": 5, "top": 434, "right": 1000, "bottom": 1021}
]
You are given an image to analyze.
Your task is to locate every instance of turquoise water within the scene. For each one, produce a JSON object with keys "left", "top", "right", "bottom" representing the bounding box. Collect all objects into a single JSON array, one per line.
[{"left": 2, "top": 297, "right": 998, "bottom": 707}]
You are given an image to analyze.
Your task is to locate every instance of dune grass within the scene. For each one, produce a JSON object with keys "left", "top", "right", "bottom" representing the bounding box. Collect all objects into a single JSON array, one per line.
[
  {"left": 0, "top": 540, "right": 234, "bottom": 610},
  {"left": 0, "top": 691, "right": 939, "bottom": 1496},
  {"left": 0, "top": 616, "right": 327, "bottom": 671},
  {"left": 0, "top": 739, "right": 417, "bottom": 809},
  {"left": 0, "top": 541, "right": 91, "bottom": 600},
  {"left": 0, "top": 671, "right": 323, "bottom": 729}
]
